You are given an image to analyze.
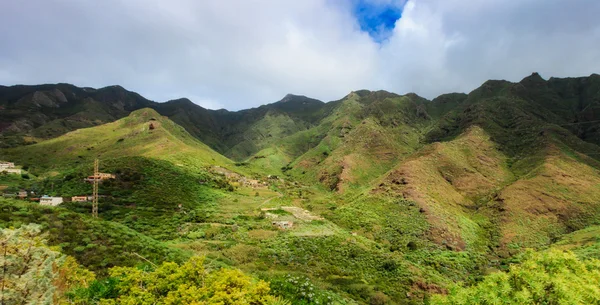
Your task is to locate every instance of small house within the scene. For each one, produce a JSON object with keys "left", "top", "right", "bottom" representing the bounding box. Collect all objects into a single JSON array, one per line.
[
  {"left": 84, "top": 172, "right": 115, "bottom": 183},
  {"left": 71, "top": 196, "right": 88, "bottom": 202},
  {"left": 0, "top": 162, "right": 15, "bottom": 169},
  {"left": 2, "top": 193, "right": 16, "bottom": 198},
  {"left": 1, "top": 168, "right": 21, "bottom": 174},
  {"left": 272, "top": 221, "right": 294, "bottom": 230},
  {"left": 18, "top": 190, "right": 27, "bottom": 198},
  {"left": 39, "top": 196, "right": 63, "bottom": 207},
  {"left": 98, "top": 173, "right": 115, "bottom": 179}
]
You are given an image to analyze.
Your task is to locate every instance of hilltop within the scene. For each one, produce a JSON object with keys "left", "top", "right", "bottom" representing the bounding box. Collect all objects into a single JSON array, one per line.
[
  {"left": 0, "top": 85, "right": 328, "bottom": 160},
  {"left": 0, "top": 108, "right": 232, "bottom": 173}
]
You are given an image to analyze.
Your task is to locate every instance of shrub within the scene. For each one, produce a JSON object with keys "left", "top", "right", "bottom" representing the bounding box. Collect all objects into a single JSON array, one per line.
[
  {"left": 431, "top": 249, "right": 600, "bottom": 304},
  {"left": 71, "top": 257, "right": 276, "bottom": 304},
  {"left": 224, "top": 244, "right": 261, "bottom": 264},
  {"left": 0, "top": 224, "right": 95, "bottom": 304}
]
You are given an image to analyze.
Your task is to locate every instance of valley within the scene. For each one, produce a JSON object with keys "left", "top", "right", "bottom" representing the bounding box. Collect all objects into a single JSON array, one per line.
[{"left": 1, "top": 73, "right": 600, "bottom": 304}]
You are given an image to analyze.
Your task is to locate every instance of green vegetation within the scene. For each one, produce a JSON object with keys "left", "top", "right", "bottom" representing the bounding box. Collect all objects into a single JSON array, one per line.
[
  {"left": 431, "top": 249, "right": 600, "bottom": 304},
  {"left": 0, "top": 198, "right": 188, "bottom": 272},
  {"left": 37, "top": 156, "right": 226, "bottom": 240},
  {"left": 552, "top": 225, "right": 600, "bottom": 260},
  {"left": 68, "top": 257, "right": 279, "bottom": 305},
  {"left": 0, "top": 108, "right": 233, "bottom": 174},
  {"left": 1, "top": 73, "right": 600, "bottom": 304},
  {"left": 0, "top": 224, "right": 95, "bottom": 304}
]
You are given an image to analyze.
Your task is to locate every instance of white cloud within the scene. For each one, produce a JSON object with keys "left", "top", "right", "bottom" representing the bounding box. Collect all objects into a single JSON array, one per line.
[
  {"left": 0, "top": 0, "right": 598, "bottom": 109},
  {"left": 379, "top": 0, "right": 600, "bottom": 97}
]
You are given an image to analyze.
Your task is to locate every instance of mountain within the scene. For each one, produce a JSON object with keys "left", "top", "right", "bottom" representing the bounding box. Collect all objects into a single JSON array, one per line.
[
  {"left": 0, "top": 108, "right": 233, "bottom": 172},
  {"left": 0, "top": 84, "right": 153, "bottom": 146},
  {"left": 0, "top": 85, "right": 328, "bottom": 161},
  {"left": 154, "top": 94, "right": 328, "bottom": 161},
  {"left": 0, "top": 108, "right": 244, "bottom": 240},
  {"left": 3, "top": 73, "right": 600, "bottom": 304}
]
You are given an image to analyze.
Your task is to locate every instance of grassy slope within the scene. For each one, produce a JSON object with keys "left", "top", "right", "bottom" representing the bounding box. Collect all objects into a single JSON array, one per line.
[
  {"left": 497, "top": 150, "right": 600, "bottom": 251},
  {"left": 0, "top": 198, "right": 188, "bottom": 273},
  {"left": 0, "top": 84, "right": 154, "bottom": 147},
  {"left": 552, "top": 225, "right": 600, "bottom": 259},
  {"left": 375, "top": 126, "right": 512, "bottom": 252},
  {"left": 0, "top": 108, "right": 234, "bottom": 174},
  {"left": 2, "top": 75, "right": 600, "bottom": 304},
  {"left": 37, "top": 156, "right": 227, "bottom": 240},
  {"left": 338, "top": 76, "right": 600, "bottom": 259},
  {"left": 0, "top": 109, "right": 249, "bottom": 241},
  {"left": 252, "top": 91, "right": 432, "bottom": 194}
]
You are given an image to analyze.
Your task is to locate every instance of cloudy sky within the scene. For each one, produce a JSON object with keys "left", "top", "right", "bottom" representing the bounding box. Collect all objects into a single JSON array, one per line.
[{"left": 1, "top": 0, "right": 599, "bottom": 110}]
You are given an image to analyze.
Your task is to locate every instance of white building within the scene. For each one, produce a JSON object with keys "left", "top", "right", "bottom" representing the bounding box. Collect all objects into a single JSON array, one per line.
[
  {"left": 0, "top": 162, "right": 15, "bottom": 169},
  {"left": 0, "top": 168, "right": 21, "bottom": 174},
  {"left": 272, "top": 221, "right": 294, "bottom": 230},
  {"left": 39, "top": 196, "right": 63, "bottom": 206}
]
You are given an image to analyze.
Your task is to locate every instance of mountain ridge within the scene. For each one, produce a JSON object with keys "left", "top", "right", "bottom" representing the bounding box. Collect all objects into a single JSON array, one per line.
[{"left": 2, "top": 72, "right": 600, "bottom": 163}]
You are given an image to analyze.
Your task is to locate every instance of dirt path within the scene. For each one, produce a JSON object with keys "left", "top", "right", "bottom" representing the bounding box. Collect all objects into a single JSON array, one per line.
[
  {"left": 280, "top": 206, "right": 324, "bottom": 221},
  {"left": 261, "top": 205, "right": 324, "bottom": 221},
  {"left": 258, "top": 192, "right": 284, "bottom": 208}
]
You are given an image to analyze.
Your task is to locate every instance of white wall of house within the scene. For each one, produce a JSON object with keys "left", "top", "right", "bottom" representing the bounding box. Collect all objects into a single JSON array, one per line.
[
  {"left": 39, "top": 197, "right": 63, "bottom": 206},
  {"left": 0, "top": 162, "right": 15, "bottom": 169}
]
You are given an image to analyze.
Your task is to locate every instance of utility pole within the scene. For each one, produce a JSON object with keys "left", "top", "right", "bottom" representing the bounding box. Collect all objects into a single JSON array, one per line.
[{"left": 92, "top": 158, "right": 99, "bottom": 218}]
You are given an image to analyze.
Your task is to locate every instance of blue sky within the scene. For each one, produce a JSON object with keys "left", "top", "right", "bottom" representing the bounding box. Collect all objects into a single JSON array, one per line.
[{"left": 352, "top": 0, "right": 404, "bottom": 42}]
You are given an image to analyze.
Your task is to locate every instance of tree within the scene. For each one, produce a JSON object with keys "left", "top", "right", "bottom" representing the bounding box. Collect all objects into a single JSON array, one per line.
[
  {"left": 97, "top": 256, "right": 279, "bottom": 305},
  {"left": 430, "top": 249, "right": 600, "bottom": 305},
  {"left": 0, "top": 224, "right": 94, "bottom": 305}
]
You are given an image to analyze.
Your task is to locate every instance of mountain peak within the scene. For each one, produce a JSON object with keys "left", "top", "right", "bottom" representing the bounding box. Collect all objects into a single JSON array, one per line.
[
  {"left": 128, "top": 107, "right": 162, "bottom": 121},
  {"left": 520, "top": 72, "right": 546, "bottom": 83},
  {"left": 279, "top": 93, "right": 308, "bottom": 103},
  {"left": 166, "top": 98, "right": 194, "bottom": 105},
  {"left": 272, "top": 94, "right": 323, "bottom": 107}
]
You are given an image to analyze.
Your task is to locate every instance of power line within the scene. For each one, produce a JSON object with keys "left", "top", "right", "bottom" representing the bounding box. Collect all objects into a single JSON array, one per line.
[{"left": 92, "top": 159, "right": 99, "bottom": 218}]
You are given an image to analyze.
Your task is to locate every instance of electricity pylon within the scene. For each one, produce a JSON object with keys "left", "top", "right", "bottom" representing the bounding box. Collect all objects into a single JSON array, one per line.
[{"left": 92, "top": 158, "right": 99, "bottom": 218}]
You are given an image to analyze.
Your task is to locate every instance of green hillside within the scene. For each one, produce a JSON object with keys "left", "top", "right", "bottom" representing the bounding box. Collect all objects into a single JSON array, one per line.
[
  {"left": 3, "top": 73, "right": 600, "bottom": 304},
  {"left": 0, "top": 85, "right": 327, "bottom": 161},
  {"left": 0, "top": 198, "right": 188, "bottom": 273},
  {"left": 0, "top": 108, "right": 233, "bottom": 173}
]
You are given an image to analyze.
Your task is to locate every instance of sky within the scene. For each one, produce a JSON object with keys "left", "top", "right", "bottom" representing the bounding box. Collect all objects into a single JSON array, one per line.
[{"left": 1, "top": 0, "right": 599, "bottom": 110}]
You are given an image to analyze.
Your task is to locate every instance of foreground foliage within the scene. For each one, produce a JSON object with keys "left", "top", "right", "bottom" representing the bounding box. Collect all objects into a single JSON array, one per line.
[
  {"left": 69, "top": 256, "right": 281, "bottom": 305},
  {"left": 0, "top": 224, "right": 94, "bottom": 305},
  {"left": 431, "top": 249, "right": 600, "bottom": 305},
  {"left": 0, "top": 199, "right": 187, "bottom": 273}
]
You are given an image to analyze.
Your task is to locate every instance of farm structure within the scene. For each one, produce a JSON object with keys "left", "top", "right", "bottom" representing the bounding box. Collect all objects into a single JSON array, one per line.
[
  {"left": 84, "top": 173, "right": 115, "bottom": 183},
  {"left": 272, "top": 221, "right": 294, "bottom": 230},
  {"left": 39, "top": 196, "right": 63, "bottom": 206},
  {"left": 0, "top": 162, "right": 15, "bottom": 169},
  {"left": 0, "top": 161, "right": 21, "bottom": 174}
]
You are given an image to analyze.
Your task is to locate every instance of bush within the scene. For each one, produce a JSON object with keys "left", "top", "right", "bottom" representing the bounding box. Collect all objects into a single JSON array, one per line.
[
  {"left": 224, "top": 244, "right": 261, "bottom": 264},
  {"left": 269, "top": 274, "right": 341, "bottom": 305},
  {"left": 431, "top": 249, "right": 600, "bottom": 304},
  {"left": 0, "top": 199, "right": 188, "bottom": 273},
  {"left": 71, "top": 257, "right": 277, "bottom": 304},
  {"left": 0, "top": 224, "right": 95, "bottom": 304}
]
